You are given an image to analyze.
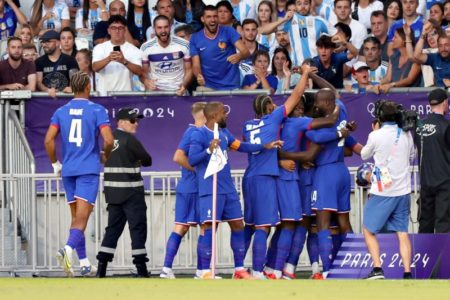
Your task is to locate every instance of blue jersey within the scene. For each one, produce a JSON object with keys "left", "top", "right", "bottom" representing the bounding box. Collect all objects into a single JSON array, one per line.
[
  {"left": 298, "top": 136, "right": 315, "bottom": 186},
  {"left": 425, "top": 53, "right": 450, "bottom": 87},
  {"left": 243, "top": 105, "right": 286, "bottom": 177},
  {"left": 279, "top": 117, "right": 313, "bottom": 180},
  {"left": 284, "top": 13, "right": 336, "bottom": 65},
  {"left": 50, "top": 98, "right": 110, "bottom": 177},
  {"left": 388, "top": 17, "right": 424, "bottom": 43},
  {"left": 242, "top": 74, "right": 278, "bottom": 92},
  {"left": 0, "top": 6, "right": 18, "bottom": 39},
  {"left": 190, "top": 25, "right": 241, "bottom": 90},
  {"left": 176, "top": 125, "right": 198, "bottom": 194},
  {"left": 305, "top": 100, "right": 348, "bottom": 166},
  {"left": 311, "top": 52, "right": 349, "bottom": 89}
]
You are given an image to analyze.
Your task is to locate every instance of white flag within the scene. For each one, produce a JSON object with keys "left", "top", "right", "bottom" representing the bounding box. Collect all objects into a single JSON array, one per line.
[{"left": 204, "top": 123, "right": 228, "bottom": 179}]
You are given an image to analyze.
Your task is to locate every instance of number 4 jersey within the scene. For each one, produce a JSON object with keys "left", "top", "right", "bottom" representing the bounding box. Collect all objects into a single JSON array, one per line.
[{"left": 50, "top": 98, "right": 110, "bottom": 177}]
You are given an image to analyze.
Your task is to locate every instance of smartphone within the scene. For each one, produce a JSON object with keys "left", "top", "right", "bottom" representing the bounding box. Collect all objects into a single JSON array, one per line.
[{"left": 113, "top": 45, "right": 121, "bottom": 52}]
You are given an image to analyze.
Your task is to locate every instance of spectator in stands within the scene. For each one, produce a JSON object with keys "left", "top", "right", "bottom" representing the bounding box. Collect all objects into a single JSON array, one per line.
[
  {"left": 429, "top": 2, "right": 447, "bottom": 28},
  {"left": 173, "top": 0, "right": 204, "bottom": 32},
  {"left": 271, "top": 47, "right": 300, "bottom": 94},
  {"left": 16, "top": 24, "right": 34, "bottom": 46},
  {"left": 93, "top": 0, "right": 139, "bottom": 47},
  {"left": 359, "top": 37, "right": 387, "bottom": 84},
  {"left": 75, "top": 0, "right": 108, "bottom": 40},
  {"left": 367, "top": 10, "right": 389, "bottom": 63},
  {"left": 22, "top": 43, "right": 38, "bottom": 62},
  {"left": 228, "top": 0, "right": 256, "bottom": 23},
  {"left": 242, "top": 50, "right": 278, "bottom": 93},
  {"left": 140, "top": 15, "right": 192, "bottom": 95},
  {"left": 60, "top": 27, "right": 77, "bottom": 57},
  {"left": 92, "top": 15, "right": 142, "bottom": 96},
  {"left": 36, "top": 30, "right": 79, "bottom": 97},
  {"left": 333, "top": 0, "right": 367, "bottom": 49},
  {"left": 0, "top": 37, "right": 36, "bottom": 91},
  {"left": 127, "top": 0, "right": 151, "bottom": 45},
  {"left": 62, "top": 0, "right": 82, "bottom": 20},
  {"left": 0, "top": 0, "right": 27, "bottom": 40},
  {"left": 351, "top": 0, "right": 384, "bottom": 32},
  {"left": 384, "top": 0, "right": 402, "bottom": 29},
  {"left": 146, "top": 0, "right": 185, "bottom": 41},
  {"left": 174, "top": 24, "right": 193, "bottom": 41},
  {"left": 347, "top": 61, "right": 378, "bottom": 92},
  {"left": 75, "top": 48, "right": 96, "bottom": 91},
  {"left": 275, "top": 0, "right": 289, "bottom": 18},
  {"left": 376, "top": 27, "right": 421, "bottom": 93},
  {"left": 445, "top": 0, "right": 450, "bottom": 29},
  {"left": 387, "top": 0, "right": 423, "bottom": 44},
  {"left": 190, "top": 5, "right": 249, "bottom": 91},
  {"left": 274, "top": 28, "right": 293, "bottom": 60},
  {"left": 310, "top": 34, "right": 357, "bottom": 89},
  {"left": 256, "top": 1, "right": 278, "bottom": 55},
  {"left": 216, "top": 1, "right": 242, "bottom": 34},
  {"left": 411, "top": 22, "right": 450, "bottom": 88},
  {"left": 240, "top": 19, "right": 269, "bottom": 79},
  {"left": 30, "top": 0, "right": 71, "bottom": 36}
]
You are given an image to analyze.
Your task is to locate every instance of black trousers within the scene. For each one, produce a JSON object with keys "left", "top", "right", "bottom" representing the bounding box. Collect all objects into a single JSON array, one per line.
[
  {"left": 418, "top": 184, "right": 450, "bottom": 233},
  {"left": 97, "top": 192, "right": 148, "bottom": 264}
]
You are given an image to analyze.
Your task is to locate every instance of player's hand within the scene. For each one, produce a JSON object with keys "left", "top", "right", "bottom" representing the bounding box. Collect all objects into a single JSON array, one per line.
[
  {"left": 48, "top": 87, "right": 57, "bottom": 98},
  {"left": 279, "top": 159, "right": 296, "bottom": 172},
  {"left": 300, "top": 63, "right": 313, "bottom": 76},
  {"left": 197, "top": 74, "right": 205, "bottom": 86},
  {"left": 227, "top": 53, "right": 241, "bottom": 64},
  {"left": 209, "top": 138, "right": 220, "bottom": 153},
  {"left": 100, "top": 151, "right": 108, "bottom": 164},
  {"left": 176, "top": 85, "right": 186, "bottom": 96},
  {"left": 339, "top": 127, "right": 350, "bottom": 138},
  {"left": 301, "top": 161, "right": 314, "bottom": 169},
  {"left": 52, "top": 160, "right": 62, "bottom": 176},
  {"left": 144, "top": 78, "right": 157, "bottom": 90},
  {"left": 346, "top": 121, "right": 357, "bottom": 132},
  {"left": 264, "top": 140, "right": 284, "bottom": 149}
]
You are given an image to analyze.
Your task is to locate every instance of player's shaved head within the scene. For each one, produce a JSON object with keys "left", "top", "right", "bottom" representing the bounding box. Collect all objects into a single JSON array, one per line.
[
  {"left": 204, "top": 101, "right": 224, "bottom": 119},
  {"left": 315, "top": 88, "right": 336, "bottom": 104}
]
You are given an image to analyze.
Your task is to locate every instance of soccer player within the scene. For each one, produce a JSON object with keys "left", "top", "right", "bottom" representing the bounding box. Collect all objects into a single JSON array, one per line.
[
  {"left": 44, "top": 71, "right": 114, "bottom": 277},
  {"left": 160, "top": 102, "right": 206, "bottom": 279},
  {"left": 188, "top": 101, "right": 281, "bottom": 279}
]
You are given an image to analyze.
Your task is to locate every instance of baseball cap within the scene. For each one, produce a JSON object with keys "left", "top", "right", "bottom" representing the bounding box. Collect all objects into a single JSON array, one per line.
[
  {"left": 116, "top": 108, "right": 144, "bottom": 121},
  {"left": 428, "top": 88, "right": 448, "bottom": 105},
  {"left": 352, "top": 61, "right": 370, "bottom": 73},
  {"left": 40, "top": 30, "right": 60, "bottom": 42}
]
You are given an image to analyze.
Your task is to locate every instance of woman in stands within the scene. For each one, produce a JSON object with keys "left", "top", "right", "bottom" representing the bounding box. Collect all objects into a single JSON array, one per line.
[
  {"left": 216, "top": 1, "right": 242, "bottom": 34},
  {"left": 75, "top": 0, "right": 109, "bottom": 41},
  {"left": 256, "top": 1, "right": 278, "bottom": 56},
  {"left": 383, "top": 0, "right": 402, "bottom": 30},
  {"left": 127, "top": 0, "right": 151, "bottom": 46},
  {"left": 60, "top": 27, "right": 78, "bottom": 57},
  {"left": 75, "top": 49, "right": 96, "bottom": 92},
  {"left": 30, "top": 0, "right": 71, "bottom": 36},
  {"left": 16, "top": 24, "right": 34, "bottom": 45},
  {"left": 0, "top": 0, "right": 27, "bottom": 40},
  {"left": 271, "top": 47, "right": 300, "bottom": 94}
]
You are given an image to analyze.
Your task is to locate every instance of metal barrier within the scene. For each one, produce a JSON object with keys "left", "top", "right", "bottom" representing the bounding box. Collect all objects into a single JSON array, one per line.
[{"left": 0, "top": 167, "right": 421, "bottom": 276}]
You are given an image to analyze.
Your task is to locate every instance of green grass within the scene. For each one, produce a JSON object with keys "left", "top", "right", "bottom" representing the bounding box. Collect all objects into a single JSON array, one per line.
[{"left": 0, "top": 279, "right": 449, "bottom": 300}]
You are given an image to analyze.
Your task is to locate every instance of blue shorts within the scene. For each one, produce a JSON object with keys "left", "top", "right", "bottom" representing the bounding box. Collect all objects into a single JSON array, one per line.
[
  {"left": 199, "top": 192, "right": 243, "bottom": 224},
  {"left": 311, "top": 162, "right": 351, "bottom": 213},
  {"left": 175, "top": 192, "right": 199, "bottom": 225},
  {"left": 363, "top": 194, "right": 411, "bottom": 234},
  {"left": 299, "top": 182, "right": 314, "bottom": 216},
  {"left": 62, "top": 174, "right": 99, "bottom": 205},
  {"left": 277, "top": 179, "right": 302, "bottom": 221},
  {"left": 244, "top": 175, "right": 280, "bottom": 227}
]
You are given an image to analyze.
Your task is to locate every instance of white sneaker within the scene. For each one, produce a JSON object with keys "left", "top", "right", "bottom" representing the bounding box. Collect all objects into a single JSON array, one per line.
[
  {"left": 56, "top": 248, "right": 74, "bottom": 278},
  {"left": 160, "top": 267, "right": 176, "bottom": 279},
  {"left": 251, "top": 270, "right": 267, "bottom": 280},
  {"left": 80, "top": 265, "right": 97, "bottom": 277}
]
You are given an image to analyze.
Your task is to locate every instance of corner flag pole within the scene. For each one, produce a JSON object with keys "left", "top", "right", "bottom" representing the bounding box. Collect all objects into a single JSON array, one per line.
[{"left": 211, "top": 122, "right": 218, "bottom": 279}]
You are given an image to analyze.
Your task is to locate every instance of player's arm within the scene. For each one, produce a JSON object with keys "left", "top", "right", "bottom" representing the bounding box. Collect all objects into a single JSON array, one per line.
[
  {"left": 308, "top": 70, "right": 339, "bottom": 99},
  {"left": 279, "top": 142, "right": 322, "bottom": 162},
  {"left": 44, "top": 125, "right": 59, "bottom": 164},
  {"left": 173, "top": 149, "right": 195, "bottom": 171},
  {"left": 229, "top": 139, "right": 283, "bottom": 153},
  {"left": 100, "top": 126, "right": 114, "bottom": 162},
  {"left": 306, "top": 126, "right": 349, "bottom": 144},
  {"left": 129, "top": 135, "right": 152, "bottom": 167},
  {"left": 284, "top": 64, "right": 313, "bottom": 115},
  {"left": 188, "top": 131, "right": 212, "bottom": 166}
]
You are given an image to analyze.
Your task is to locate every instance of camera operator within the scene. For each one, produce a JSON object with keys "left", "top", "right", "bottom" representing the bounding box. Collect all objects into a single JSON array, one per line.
[
  {"left": 360, "top": 100, "right": 415, "bottom": 280},
  {"left": 414, "top": 88, "right": 450, "bottom": 234}
]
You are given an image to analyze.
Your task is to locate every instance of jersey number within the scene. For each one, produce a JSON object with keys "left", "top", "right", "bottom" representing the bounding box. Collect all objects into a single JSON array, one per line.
[
  {"left": 299, "top": 28, "right": 308, "bottom": 38},
  {"left": 69, "top": 119, "right": 83, "bottom": 147},
  {"left": 250, "top": 128, "right": 261, "bottom": 144}
]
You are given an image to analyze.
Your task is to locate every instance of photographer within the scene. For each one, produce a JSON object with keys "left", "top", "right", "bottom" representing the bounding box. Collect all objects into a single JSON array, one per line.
[
  {"left": 360, "top": 100, "right": 415, "bottom": 280},
  {"left": 414, "top": 89, "right": 450, "bottom": 233}
]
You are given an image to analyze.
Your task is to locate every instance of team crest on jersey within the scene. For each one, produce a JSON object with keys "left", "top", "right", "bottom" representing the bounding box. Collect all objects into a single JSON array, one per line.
[
  {"left": 218, "top": 41, "right": 227, "bottom": 50},
  {"left": 292, "top": 20, "right": 298, "bottom": 25},
  {"left": 299, "top": 19, "right": 305, "bottom": 26}
]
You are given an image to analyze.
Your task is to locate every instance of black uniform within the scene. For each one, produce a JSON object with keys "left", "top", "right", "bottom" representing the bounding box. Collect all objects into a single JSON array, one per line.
[
  {"left": 414, "top": 113, "right": 450, "bottom": 233},
  {"left": 97, "top": 129, "right": 152, "bottom": 275}
]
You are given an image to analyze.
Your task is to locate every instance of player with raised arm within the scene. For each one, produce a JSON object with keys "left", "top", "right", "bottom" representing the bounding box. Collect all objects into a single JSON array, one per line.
[
  {"left": 44, "top": 71, "right": 114, "bottom": 277},
  {"left": 188, "top": 101, "right": 282, "bottom": 279}
]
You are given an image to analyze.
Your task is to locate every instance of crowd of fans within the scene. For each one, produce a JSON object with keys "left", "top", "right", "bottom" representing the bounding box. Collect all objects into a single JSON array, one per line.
[{"left": 0, "top": 0, "right": 448, "bottom": 96}]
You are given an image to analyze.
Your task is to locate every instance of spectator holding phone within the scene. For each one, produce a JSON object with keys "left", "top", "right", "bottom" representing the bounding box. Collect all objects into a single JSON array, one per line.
[{"left": 92, "top": 15, "right": 142, "bottom": 96}]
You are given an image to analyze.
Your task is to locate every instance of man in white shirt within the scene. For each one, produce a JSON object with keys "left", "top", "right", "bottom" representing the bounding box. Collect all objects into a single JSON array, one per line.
[
  {"left": 360, "top": 100, "right": 415, "bottom": 280},
  {"left": 332, "top": 0, "right": 367, "bottom": 49},
  {"left": 140, "top": 15, "right": 192, "bottom": 95},
  {"left": 92, "top": 15, "right": 142, "bottom": 96}
]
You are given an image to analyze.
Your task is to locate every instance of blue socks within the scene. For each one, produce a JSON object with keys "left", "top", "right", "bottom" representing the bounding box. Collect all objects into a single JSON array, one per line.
[
  {"left": 252, "top": 229, "right": 269, "bottom": 272},
  {"left": 199, "top": 229, "right": 212, "bottom": 270},
  {"left": 274, "top": 228, "right": 294, "bottom": 271},
  {"left": 230, "top": 230, "right": 245, "bottom": 268},
  {"left": 265, "top": 228, "right": 281, "bottom": 269},
  {"left": 163, "top": 232, "right": 182, "bottom": 268},
  {"left": 197, "top": 234, "right": 203, "bottom": 270},
  {"left": 286, "top": 226, "right": 307, "bottom": 266},
  {"left": 67, "top": 228, "right": 84, "bottom": 256},
  {"left": 318, "top": 229, "right": 333, "bottom": 272},
  {"left": 244, "top": 225, "right": 255, "bottom": 255}
]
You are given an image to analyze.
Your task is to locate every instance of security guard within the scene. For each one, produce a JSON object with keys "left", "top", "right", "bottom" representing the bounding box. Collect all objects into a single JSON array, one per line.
[
  {"left": 96, "top": 108, "right": 152, "bottom": 277},
  {"left": 414, "top": 89, "right": 450, "bottom": 233}
]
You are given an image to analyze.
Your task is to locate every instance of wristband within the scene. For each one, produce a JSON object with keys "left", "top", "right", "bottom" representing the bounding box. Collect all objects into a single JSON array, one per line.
[
  {"left": 206, "top": 148, "right": 211, "bottom": 155},
  {"left": 337, "top": 131, "right": 343, "bottom": 138},
  {"left": 52, "top": 160, "right": 62, "bottom": 175}
]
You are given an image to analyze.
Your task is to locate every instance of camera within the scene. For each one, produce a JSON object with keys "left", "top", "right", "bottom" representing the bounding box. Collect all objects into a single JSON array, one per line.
[{"left": 374, "top": 100, "right": 418, "bottom": 132}]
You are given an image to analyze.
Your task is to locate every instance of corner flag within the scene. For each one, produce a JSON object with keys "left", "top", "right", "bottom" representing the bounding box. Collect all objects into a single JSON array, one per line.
[{"left": 204, "top": 123, "right": 227, "bottom": 179}]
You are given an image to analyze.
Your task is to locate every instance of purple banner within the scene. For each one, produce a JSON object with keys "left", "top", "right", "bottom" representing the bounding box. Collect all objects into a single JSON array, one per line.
[
  {"left": 329, "top": 233, "right": 450, "bottom": 279},
  {"left": 25, "top": 92, "right": 436, "bottom": 173}
]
